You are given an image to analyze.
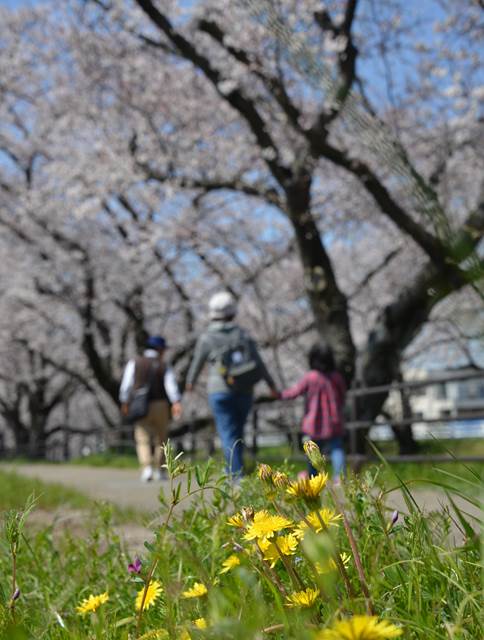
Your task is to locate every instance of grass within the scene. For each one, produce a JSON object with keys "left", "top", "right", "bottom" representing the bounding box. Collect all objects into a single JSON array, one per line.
[
  {"left": 70, "top": 451, "right": 139, "bottom": 469},
  {"left": 0, "top": 469, "right": 93, "bottom": 512},
  {"left": 0, "top": 442, "right": 481, "bottom": 639},
  {"left": 0, "top": 469, "right": 143, "bottom": 524}
]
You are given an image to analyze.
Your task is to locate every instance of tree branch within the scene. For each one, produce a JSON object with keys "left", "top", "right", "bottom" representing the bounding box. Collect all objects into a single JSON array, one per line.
[
  {"left": 311, "top": 0, "right": 359, "bottom": 129},
  {"left": 308, "top": 138, "right": 451, "bottom": 266},
  {"left": 197, "top": 18, "right": 303, "bottom": 131},
  {"left": 134, "top": 0, "right": 291, "bottom": 185}
]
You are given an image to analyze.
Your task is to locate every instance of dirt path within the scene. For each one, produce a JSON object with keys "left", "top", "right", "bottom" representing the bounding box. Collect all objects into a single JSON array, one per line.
[{"left": 2, "top": 463, "right": 480, "bottom": 546}]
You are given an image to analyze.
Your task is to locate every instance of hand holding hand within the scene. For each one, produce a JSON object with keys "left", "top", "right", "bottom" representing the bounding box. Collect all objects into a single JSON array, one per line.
[
  {"left": 185, "top": 383, "right": 193, "bottom": 393},
  {"left": 171, "top": 401, "right": 183, "bottom": 421},
  {"left": 269, "top": 388, "right": 280, "bottom": 399},
  {"left": 121, "top": 403, "right": 129, "bottom": 416}
]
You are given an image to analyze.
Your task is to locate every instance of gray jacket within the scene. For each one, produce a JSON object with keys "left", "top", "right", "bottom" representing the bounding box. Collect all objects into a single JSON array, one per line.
[{"left": 186, "top": 322, "right": 275, "bottom": 394}]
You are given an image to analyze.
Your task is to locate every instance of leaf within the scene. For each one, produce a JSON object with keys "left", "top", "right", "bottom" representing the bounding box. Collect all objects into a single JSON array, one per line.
[
  {"left": 114, "top": 616, "right": 135, "bottom": 628},
  {"left": 445, "top": 491, "right": 479, "bottom": 543},
  {"left": 195, "top": 465, "right": 202, "bottom": 488}
]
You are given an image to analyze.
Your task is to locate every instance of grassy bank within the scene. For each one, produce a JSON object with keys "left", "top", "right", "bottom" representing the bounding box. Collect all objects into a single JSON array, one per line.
[{"left": 0, "top": 443, "right": 481, "bottom": 639}]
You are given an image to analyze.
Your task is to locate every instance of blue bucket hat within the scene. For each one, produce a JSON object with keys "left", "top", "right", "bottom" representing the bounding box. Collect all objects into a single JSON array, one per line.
[{"left": 146, "top": 335, "right": 167, "bottom": 350}]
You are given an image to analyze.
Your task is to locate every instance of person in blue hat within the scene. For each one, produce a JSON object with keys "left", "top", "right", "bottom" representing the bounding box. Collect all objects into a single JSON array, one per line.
[{"left": 120, "top": 335, "right": 182, "bottom": 482}]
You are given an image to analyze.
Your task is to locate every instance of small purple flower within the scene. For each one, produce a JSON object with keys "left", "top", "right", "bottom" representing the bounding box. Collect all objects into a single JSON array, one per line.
[
  {"left": 11, "top": 587, "right": 20, "bottom": 601},
  {"left": 386, "top": 510, "right": 399, "bottom": 532},
  {"left": 127, "top": 557, "right": 142, "bottom": 574}
]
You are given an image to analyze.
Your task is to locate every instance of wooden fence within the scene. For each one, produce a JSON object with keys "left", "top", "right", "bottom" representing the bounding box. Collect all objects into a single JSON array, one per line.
[{"left": 1, "top": 370, "right": 483, "bottom": 464}]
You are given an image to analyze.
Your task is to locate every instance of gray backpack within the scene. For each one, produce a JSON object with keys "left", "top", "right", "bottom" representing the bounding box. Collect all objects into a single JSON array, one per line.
[{"left": 216, "top": 329, "right": 263, "bottom": 390}]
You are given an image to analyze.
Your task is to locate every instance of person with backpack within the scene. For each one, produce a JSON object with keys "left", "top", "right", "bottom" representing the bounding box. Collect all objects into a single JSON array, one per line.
[
  {"left": 185, "top": 292, "right": 278, "bottom": 477},
  {"left": 280, "top": 342, "right": 347, "bottom": 481},
  {"left": 119, "top": 335, "right": 182, "bottom": 482}
]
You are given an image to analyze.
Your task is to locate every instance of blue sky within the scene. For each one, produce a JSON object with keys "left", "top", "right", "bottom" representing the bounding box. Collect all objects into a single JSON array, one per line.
[{"left": 0, "top": 0, "right": 44, "bottom": 6}]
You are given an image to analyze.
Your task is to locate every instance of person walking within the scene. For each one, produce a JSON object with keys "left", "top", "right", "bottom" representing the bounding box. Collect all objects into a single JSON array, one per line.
[
  {"left": 280, "top": 342, "right": 347, "bottom": 481},
  {"left": 185, "top": 292, "right": 278, "bottom": 477},
  {"left": 120, "top": 335, "right": 182, "bottom": 482}
]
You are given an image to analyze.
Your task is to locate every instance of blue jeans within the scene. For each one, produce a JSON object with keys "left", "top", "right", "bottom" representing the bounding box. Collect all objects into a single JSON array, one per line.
[
  {"left": 308, "top": 437, "right": 346, "bottom": 479},
  {"left": 208, "top": 392, "right": 253, "bottom": 476}
]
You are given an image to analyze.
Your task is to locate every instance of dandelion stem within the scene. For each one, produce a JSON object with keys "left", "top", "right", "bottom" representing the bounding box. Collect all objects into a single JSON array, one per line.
[
  {"left": 272, "top": 538, "right": 305, "bottom": 591},
  {"left": 10, "top": 547, "right": 17, "bottom": 620},
  {"left": 255, "top": 540, "right": 288, "bottom": 597},
  {"left": 329, "top": 486, "right": 374, "bottom": 614},
  {"left": 313, "top": 509, "right": 355, "bottom": 599}
]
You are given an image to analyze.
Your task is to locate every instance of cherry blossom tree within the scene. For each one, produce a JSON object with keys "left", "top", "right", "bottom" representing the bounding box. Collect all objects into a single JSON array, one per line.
[
  {"left": 77, "top": 0, "right": 483, "bottom": 447},
  {"left": 0, "top": 0, "right": 482, "bottom": 456}
]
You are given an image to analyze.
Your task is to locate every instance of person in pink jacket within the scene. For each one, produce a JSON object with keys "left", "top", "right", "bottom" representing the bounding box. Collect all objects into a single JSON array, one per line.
[{"left": 280, "top": 342, "right": 346, "bottom": 480}]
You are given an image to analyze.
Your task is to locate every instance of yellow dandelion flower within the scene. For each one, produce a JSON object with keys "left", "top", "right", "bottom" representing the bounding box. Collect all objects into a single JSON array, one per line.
[
  {"left": 194, "top": 618, "right": 208, "bottom": 629},
  {"left": 182, "top": 582, "right": 208, "bottom": 598},
  {"left": 178, "top": 629, "right": 192, "bottom": 640},
  {"left": 316, "top": 616, "right": 403, "bottom": 639},
  {"left": 135, "top": 580, "right": 163, "bottom": 611},
  {"left": 220, "top": 554, "right": 240, "bottom": 574},
  {"left": 258, "top": 533, "right": 299, "bottom": 567},
  {"left": 76, "top": 591, "right": 109, "bottom": 615},
  {"left": 227, "top": 513, "right": 245, "bottom": 528},
  {"left": 311, "top": 507, "right": 342, "bottom": 530},
  {"left": 316, "top": 552, "right": 351, "bottom": 574},
  {"left": 243, "top": 510, "right": 293, "bottom": 542},
  {"left": 286, "top": 473, "right": 329, "bottom": 500},
  {"left": 137, "top": 631, "right": 169, "bottom": 640},
  {"left": 285, "top": 587, "right": 320, "bottom": 608},
  {"left": 298, "top": 508, "right": 342, "bottom": 533},
  {"left": 293, "top": 526, "right": 306, "bottom": 540}
]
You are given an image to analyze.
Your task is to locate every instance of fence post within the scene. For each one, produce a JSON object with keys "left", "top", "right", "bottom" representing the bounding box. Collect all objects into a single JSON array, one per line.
[
  {"left": 349, "top": 392, "right": 358, "bottom": 456},
  {"left": 252, "top": 407, "right": 259, "bottom": 455}
]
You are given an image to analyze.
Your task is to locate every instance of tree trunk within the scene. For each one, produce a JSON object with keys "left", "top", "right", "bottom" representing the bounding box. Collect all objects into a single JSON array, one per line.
[
  {"left": 354, "top": 260, "right": 470, "bottom": 453},
  {"left": 7, "top": 417, "right": 30, "bottom": 457},
  {"left": 285, "top": 176, "right": 356, "bottom": 383}
]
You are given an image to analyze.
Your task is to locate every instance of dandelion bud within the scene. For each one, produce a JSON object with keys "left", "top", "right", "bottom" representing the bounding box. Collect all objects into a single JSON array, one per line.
[
  {"left": 11, "top": 587, "right": 20, "bottom": 602},
  {"left": 241, "top": 506, "right": 255, "bottom": 523},
  {"left": 303, "top": 440, "right": 326, "bottom": 472},
  {"left": 272, "top": 471, "right": 289, "bottom": 489},
  {"left": 257, "top": 464, "right": 273, "bottom": 483}
]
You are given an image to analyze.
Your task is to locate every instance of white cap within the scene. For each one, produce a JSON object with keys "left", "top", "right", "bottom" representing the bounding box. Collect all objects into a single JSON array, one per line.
[{"left": 209, "top": 291, "right": 237, "bottom": 320}]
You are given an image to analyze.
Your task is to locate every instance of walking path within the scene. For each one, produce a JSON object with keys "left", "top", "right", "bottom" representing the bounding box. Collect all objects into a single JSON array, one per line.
[
  {"left": 2, "top": 464, "right": 172, "bottom": 512},
  {"left": 2, "top": 464, "right": 481, "bottom": 545}
]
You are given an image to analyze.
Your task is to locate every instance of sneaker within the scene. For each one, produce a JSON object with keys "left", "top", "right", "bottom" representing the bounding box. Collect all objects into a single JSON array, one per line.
[
  {"left": 140, "top": 466, "right": 153, "bottom": 483},
  {"left": 152, "top": 469, "right": 161, "bottom": 482}
]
